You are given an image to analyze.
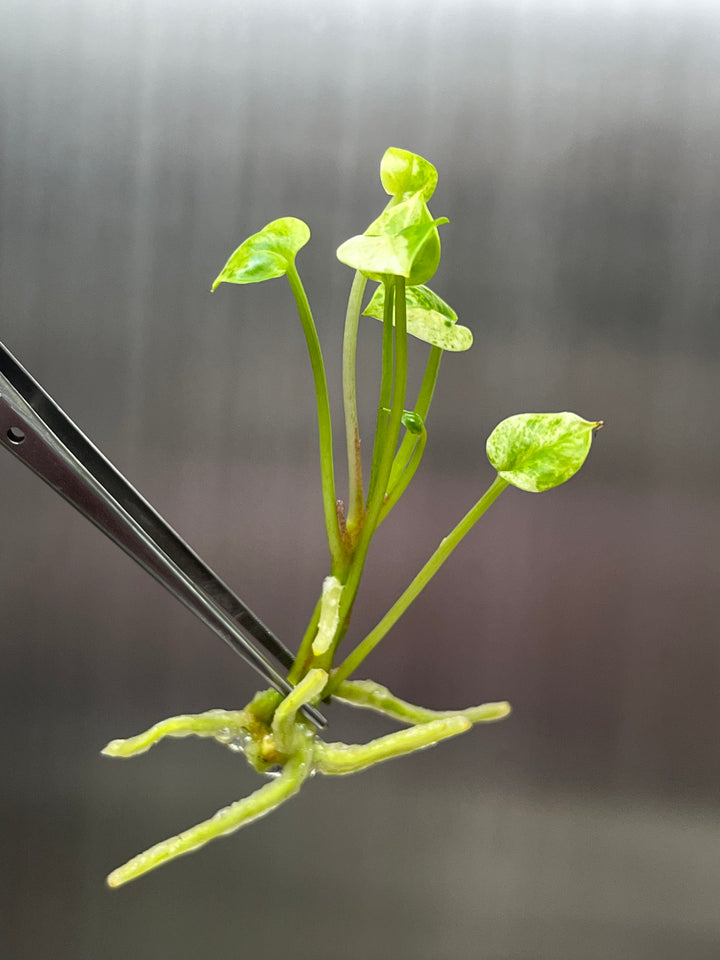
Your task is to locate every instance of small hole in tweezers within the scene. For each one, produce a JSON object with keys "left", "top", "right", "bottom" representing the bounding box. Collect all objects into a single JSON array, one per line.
[{"left": 7, "top": 426, "right": 26, "bottom": 445}]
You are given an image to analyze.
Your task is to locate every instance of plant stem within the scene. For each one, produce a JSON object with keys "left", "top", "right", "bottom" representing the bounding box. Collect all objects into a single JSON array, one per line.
[
  {"left": 325, "top": 473, "right": 509, "bottom": 694},
  {"left": 288, "top": 595, "right": 322, "bottom": 683},
  {"left": 285, "top": 262, "right": 345, "bottom": 571},
  {"left": 343, "top": 270, "right": 367, "bottom": 538},
  {"left": 322, "top": 276, "right": 409, "bottom": 666},
  {"left": 366, "top": 279, "right": 395, "bottom": 507},
  {"left": 390, "top": 345, "right": 442, "bottom": 487},
  {"left": 415, "top": 345, "right": 443, "bottom": 420},
  {"left": 378, "top": 423, "right": 426, "bottom": 524}
]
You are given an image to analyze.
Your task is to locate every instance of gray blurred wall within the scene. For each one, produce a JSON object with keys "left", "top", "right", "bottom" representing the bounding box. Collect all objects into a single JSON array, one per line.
[{"left": 1, "top": 1, "right": 719, "bottom": 958}]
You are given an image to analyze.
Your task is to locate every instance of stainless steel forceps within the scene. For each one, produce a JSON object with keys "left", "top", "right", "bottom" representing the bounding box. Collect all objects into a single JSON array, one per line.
[{"left": 0, "top": 340, "right": 326, "bottom": 727}]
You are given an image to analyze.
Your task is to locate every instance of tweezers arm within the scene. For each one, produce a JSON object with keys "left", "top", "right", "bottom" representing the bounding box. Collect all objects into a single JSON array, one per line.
[
  {"left": 0, "top": 342, "right": 295, "bottom": 672},
  {"left": 0, "top": 365, "right": 325, "bottom": 727}
]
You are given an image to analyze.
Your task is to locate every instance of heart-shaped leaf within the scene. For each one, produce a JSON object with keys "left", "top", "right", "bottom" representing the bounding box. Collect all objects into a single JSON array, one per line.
[
  {"left": 337, "top": 218, "right": 447, "bottom": 283},
  {"left": 338, "top": 151, "right": 446, "bottom": 285},
  {"left": 364, "top": 284, "right": 472, "bottom": 352},
  {"left": 362, "top": 193, "right": 445, "bottom": 286},
  {"left": 486, "top": 412, "right": 602, "bottom": 492},
  {"left": 380, "top": 147, "right": 438, "bottom": 202},
  {"left": 212, "top": 217, "right": 310, "bottom": 289}
]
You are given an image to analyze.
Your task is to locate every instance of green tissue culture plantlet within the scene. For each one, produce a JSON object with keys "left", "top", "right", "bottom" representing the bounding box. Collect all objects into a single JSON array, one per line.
[{"left": 103, "top": 148, "right": 602, "bottom": 887}]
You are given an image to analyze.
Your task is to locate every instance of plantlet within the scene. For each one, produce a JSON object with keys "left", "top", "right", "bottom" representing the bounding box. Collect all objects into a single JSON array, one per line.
[{"left": 103, "top": 148, "right": 601, "bottom": 887}]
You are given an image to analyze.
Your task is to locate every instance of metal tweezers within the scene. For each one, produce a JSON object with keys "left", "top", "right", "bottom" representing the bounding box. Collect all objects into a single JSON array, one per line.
[{"left": 0, "top": 340, "right": 326, "bottom": 727}]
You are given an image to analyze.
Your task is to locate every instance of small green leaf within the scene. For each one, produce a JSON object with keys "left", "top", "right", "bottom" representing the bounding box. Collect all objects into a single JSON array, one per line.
[
  {"left": 336, "top": 218, "right": 447, "bottom": 283},
  {"left": 363, "top": 193, "right": 444, "bottom": 286},
  {"left": 486, "top": 412, "right": 602, "bottom": 492},
  {"left": 212, "top": 217, "right": 310, "bottom": 289},
  {"left": 380, "top": 147, "right": 438, "bottom": 202},
  {"left": 338, "top": 153, "right": 446, "bottom": 285},
  {"left": 401, "top": 410, "right": 425, "bottom": 435},
  {"left": 364, "top": 284, "right": 472, "bottom": 352}
]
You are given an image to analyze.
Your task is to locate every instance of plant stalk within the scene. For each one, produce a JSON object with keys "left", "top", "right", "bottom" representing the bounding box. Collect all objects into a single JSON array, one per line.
[
  {"left": 378, "top": 424, "right": 427, "bottom": 524},
  {"left": 342, "top": 270, "right": 368, "bottom": 538},
  {"left": 325, "top": 473, "right": 509, "bottom": 694},
  {"left": 321, "top": 276, "right": 409, "bottom": 666},
  {"left": 285, "top": 262, "right": 345, "bottom": 570},
  {"left": 366, "top": 279, "right": 395, "bottom": 507},
  {"left": 288, "top": 595, "right": 322, "bottom": 684},
  {"left": 390, "top": 345, "right": 442, "bottom": 486}
]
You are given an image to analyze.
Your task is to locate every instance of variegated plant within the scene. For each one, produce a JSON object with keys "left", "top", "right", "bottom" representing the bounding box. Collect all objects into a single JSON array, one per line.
[{"left": 104, "top": 148, "right": 601, "bottom": 887}]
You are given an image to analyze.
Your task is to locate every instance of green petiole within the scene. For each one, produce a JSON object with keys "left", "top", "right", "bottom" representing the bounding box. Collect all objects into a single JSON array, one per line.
[
  {"left": 288, "top": 593, "right": 323, "bottom": 684},
  {"left": 325, "top": 474, "right": 509, "bottom": 695},
  {"left": 343, "top": 270, "right": 368, "bottom": 540},
  {"left": 387, "top": 344, "right": 442, "bottom": 489},
  {"left": 285, "top": 262, "right": 345, "bottom": 572},
  {"left": 320, "top": 275, "right": 409, "bottom": 667},
  {"left": 378, "top": 418, "right": 426, "bottom": 524},
  {"left": 365, "top": 278, "right": 395, "bottom": 510}
]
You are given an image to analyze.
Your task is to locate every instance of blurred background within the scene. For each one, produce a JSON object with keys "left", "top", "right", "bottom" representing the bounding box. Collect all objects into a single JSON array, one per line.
[{"left": 1, "top": 0, "right": 719, "bottom": 957}]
